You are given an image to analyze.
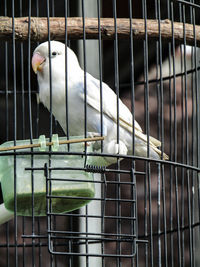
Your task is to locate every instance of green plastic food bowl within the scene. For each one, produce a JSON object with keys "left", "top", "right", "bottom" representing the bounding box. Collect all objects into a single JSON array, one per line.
[{"left": 0, "top": 136, "right": 96, "bottom": 216}]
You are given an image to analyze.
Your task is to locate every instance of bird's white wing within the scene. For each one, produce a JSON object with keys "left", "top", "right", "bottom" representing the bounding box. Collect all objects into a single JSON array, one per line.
[
  {"left": 80, "top": 73, "right": 142, "bottom": 133},
  {"left": 79, "top": 73, "right": 162, "bottom": 148}
]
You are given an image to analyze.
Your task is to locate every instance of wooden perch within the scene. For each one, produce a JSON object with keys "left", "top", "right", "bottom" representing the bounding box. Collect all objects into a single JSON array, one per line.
[
  {"left": 0, "top": 136, "right": 104, "bottom": 152},
  {"left": 0, "top": 17, "right": 200, "bottom": 46}
]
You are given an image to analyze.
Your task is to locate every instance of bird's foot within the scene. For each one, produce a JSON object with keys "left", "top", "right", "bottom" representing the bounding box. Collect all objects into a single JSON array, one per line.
[
  {"left": 87, "top": 132, "right": 102, "bottom": 150},
  {"left": 87, "top": 132, "right": 101, "bottom": 138},
  {"left": 104, "top": 140, "right": 128, "bottom": 155}
]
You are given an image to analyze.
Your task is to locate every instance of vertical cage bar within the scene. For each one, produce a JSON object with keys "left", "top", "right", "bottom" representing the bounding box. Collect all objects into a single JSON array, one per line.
[
  {"left": 97, "top": 0, "right": 105, "bottom": 266},
  {"left": 11, "top": 0, "right": 18, "bottom": 265},
  {"left": 154, "top": 1, "right": 162, "bottom": 263},
  {"left": 35, "top": 0, "right": 40, "bottom": 138},
  {"left": 128, "top": 0, "right": 137, "bottom": 265},
  {"left": 190, "top": 12, "right": 195, "bottom": 267},
  {"left": 142, "top": 1, "right": 153, "bottom": 267},
  {"left": 64, "top": 0, "right": 69, "bottom": 141},
  {"left": 4, "top": 0, "right": 10, "bottom": 266},
  {"left": 112, "top": 1, "right": 122, "bottom": 266},
  {"left": 81, "top": 2, "right": 89, "bottom": 266},
  {"left": 182, "top": 4, "right": 193, "bottom": 266},
  {"left": 27, "top": 0, "right": 36, "bottom": 265},
  {"left": 191, "top": 2, "right": 200, "bottom": 266},
  {"left": 167, "top": 1, "right": 174, "bottom": 261},
  {"left": 46, "top": 0, "right": 54, "bottom": 265},
  {"left": 157, "top": 1, "right": 168, "bottom": 267},
  {"left": 171, "top": 2, "right": 182, "bottom": 266},
  {"left": 4, "top": 0, "right": 9, "bottom": 141},
  {"left": 19, "top": 0, "right": 26, "bottom": 264},
  {"left": 178, "top": 4, "right": 186, "bottom": 266},
  {"left": 97, "top": 0, "right": 104, "bottom": 151}
]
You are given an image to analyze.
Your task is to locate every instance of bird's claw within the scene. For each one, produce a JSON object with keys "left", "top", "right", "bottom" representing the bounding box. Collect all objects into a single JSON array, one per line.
[
  {"left": 88, "top": 132, "right": 101, "bottom": 138},
  {"left": 104, "top": 140, "right": 128, "bottom": 155}
]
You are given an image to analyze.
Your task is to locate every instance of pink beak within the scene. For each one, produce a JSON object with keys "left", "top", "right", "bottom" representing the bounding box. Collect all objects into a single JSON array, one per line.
[{"left": 32, "top": 53, "right": 45, "bottom": 74}]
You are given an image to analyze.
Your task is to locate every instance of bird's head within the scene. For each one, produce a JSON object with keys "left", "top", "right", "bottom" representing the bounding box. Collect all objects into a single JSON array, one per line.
[{"left": 32, "top": 41, "right": 80, "bottom": 76}]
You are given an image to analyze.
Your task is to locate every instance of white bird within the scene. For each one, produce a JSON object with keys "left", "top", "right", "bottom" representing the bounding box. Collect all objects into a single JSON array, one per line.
[{"left": 32, "top": 41, "right": 168, "bottom": 161}]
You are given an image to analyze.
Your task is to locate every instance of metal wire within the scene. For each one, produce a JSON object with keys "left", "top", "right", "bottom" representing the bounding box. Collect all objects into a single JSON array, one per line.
[{"left": 0, "top": 0, "right": 200, "bottom": 266}]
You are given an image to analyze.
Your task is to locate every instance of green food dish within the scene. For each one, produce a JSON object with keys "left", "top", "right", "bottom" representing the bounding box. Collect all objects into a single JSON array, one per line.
[{"left": 0, "top": 136, "right": 95, "bottom": 216}]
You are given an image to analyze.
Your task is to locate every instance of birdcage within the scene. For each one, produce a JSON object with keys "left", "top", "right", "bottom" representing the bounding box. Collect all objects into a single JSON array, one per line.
[{"left": 0, "top": 0, "right": 200, "bottom": 266}]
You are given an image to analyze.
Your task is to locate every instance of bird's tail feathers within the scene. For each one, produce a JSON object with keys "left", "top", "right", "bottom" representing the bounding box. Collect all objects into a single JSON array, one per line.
[
  {"left": 135, "top": 130, "right": 169, "bottom": 160},
  {"left": 149, "top": 136, "right": 161, "bottom": 147},
  {"left": 150, "top": 144, "right": 169, "bottom": 160}
]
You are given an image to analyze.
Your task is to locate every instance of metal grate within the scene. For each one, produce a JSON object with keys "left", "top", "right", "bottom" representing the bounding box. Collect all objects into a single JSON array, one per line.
[
  {"left": 0, "top": 0, "right": 200, "bottom": 266},
  {"left": 44, "top": 163, "right": 137, "bottom": 258}
]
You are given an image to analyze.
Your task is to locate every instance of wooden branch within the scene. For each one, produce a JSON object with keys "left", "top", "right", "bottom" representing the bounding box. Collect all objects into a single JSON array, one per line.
[{"left": 0, "top": 17, "right": 200, "bottom": 46}]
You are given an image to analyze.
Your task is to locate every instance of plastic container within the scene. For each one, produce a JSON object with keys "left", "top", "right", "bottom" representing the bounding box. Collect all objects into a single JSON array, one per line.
[{"left": 0, "top": 136, "right": 96, "bottom": 216}]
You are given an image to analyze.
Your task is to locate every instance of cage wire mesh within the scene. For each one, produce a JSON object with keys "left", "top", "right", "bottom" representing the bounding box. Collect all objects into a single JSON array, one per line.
[{"left": 0, "top": 0, "right": 200, "bottom": 266}]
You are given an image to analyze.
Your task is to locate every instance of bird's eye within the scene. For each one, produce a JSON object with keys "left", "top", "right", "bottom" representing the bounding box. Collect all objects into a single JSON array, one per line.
[{"left": 52, "top": 51, "right": 57, "bottom": 56}]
